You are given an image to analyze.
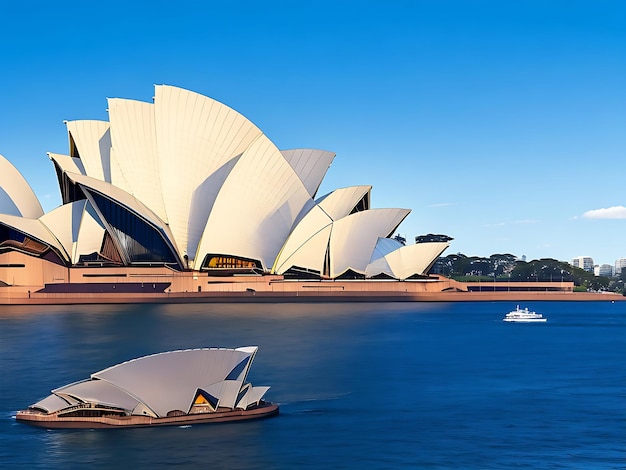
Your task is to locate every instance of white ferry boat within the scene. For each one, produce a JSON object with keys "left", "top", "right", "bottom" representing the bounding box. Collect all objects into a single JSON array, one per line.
[{"left": 503, "top": 305, "right": 547, "bottom": 323}]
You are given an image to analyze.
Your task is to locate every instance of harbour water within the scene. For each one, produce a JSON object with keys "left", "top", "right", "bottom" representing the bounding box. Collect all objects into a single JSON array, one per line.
[{"left": 1, "top": 301, "right": 624, "bottom": 469}]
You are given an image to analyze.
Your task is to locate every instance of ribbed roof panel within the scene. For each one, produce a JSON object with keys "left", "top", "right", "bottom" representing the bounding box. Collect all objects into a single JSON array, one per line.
[
  {"left": 236, "top": 386, "right": 270, "bottom": 410},
  {"left": 0, "top": 154, "right": 44, "bottom": 218},
  {"left": 330, "top": 208, "right": 410, "bottom": 277},
  {"left": 48, "top": 153, "right": 86, "bottom": 176},
  {"left": 273, "top": 205, "right": 332, "bottom": 274},
  {"left": 197, "top": 135, "right": 312, "bottom": 270},
  {"left": 317, "top": 185, "right": 371, "bottom": 220},
  {"left": 0, "top": 213, "right": 68, "bottom": 261},
  {"left": 383, "top": 241, "right": 450, "bottom": 280},
  {"left": 39, "top": 200, "right": 87, "bottom": 261},
  {"left": 65, "top": 120, "right": 111, "bottom": 182},
  {"left": 281, "top": 149, "right": 335, "bottom": 198},
  {"left": 365, "top": 255, "right": 394, "bottom": 278},
  {"left": 154, "top": 85, "right": 263, "bottom": 261},
  {"left": 31, "top": 393, "right": 72, "bottom": 414},
  {"left": 73, "top": 203, "right": 106, "bottom": 264},
  {"left": 107, "top": 98, "right": 168, "bottom": 223},
  {"left": 54, "top": 378, "right": 141, "bottom": 412}
]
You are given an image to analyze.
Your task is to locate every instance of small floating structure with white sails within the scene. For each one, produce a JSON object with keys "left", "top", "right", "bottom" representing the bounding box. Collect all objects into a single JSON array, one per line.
[{"left": 16, "top": 347, "right": 278, "bottom": 428}]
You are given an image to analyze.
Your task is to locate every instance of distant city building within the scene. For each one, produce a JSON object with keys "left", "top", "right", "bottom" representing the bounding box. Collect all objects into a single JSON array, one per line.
[
  {"left": 614, "top": 258, "right": 626, "bottom": 276},
  {"left": 571, "top": 256, "right": 594, "bottom": 272},
  {"left": 594, "top": 264, "right": 613, "bottom": 277}
]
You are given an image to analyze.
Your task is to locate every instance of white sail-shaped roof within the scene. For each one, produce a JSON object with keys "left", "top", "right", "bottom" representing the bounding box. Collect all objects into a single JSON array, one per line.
[
  {"left": 274, "top": 188, "right": 410, "bottom": 276},
  {"left": 154, "top": 85, "right": 263, "bottom": 263},
  {"left": 272, "top": 205, "right": 333, "bottom": 274},
  {"left": 329, "top": 208, "right": 410, "bottom": 277},
  {"left": 383, "top": 241, "right": 450, "bottom": 280},
  {"left": 47, "top": 153, "right": 86, "bottom": 176},
  {"left": 0, "top": 213, "right": 68, "bottom": 261},
  {"left": 31, "top": 394, "right": 73, "bottom": 414},
  {"left": 365, "top": 255, "right": 394, "bottom": 278},
  {"left": 72, "top": 203, "right": 106, "bottom": 264},
  {"left": 39, "top": 200, "right": 107, "bottom": 264},
  {"left": 365, "top": 239, "right": 450, "bottom": 279},
  {"left": 281, "top": 149, "right": 335, "bottom": 198},
  {"left": 107, "top": 98, "right": 167, "bottom": 222},
  {"left": 218, "top": 381, "right": 248, "bottom": 409},
  {"left": 72, "top": 204, "right": 107, "bottom": 264},
  {"left": 196, "top": 134, "right": 313, "bottom": 270},
  {"left": 272, "top": 186, "right": 371, "bottom": 274},
  {"left": 53, "top": 379, "right": 142, "bottom": 413},
  {"left": 236, "top": 386, "right": 270, "bottom": 410},
  {"left": 92, "top": 347, "right": 258, "bottom": 417},
  {"left": 0, "top": 154, "right": 44, "bottom": 218},
  {"left": 39, "top": 201, "right": 86, "bottom": 262},
  {"left": 317, "top": 185, "right": 371, "bottom": 220},
  {"left": 65, "top": 120, "right": 111, "bottom": 182},
  {"left": 364, "top": 237, "right": 402, "bottom": 278}
]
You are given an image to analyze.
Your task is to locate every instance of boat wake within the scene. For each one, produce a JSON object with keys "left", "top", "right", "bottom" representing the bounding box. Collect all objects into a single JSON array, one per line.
[{"left": 279, "top": 392, "right": 352, "bottom": 414}]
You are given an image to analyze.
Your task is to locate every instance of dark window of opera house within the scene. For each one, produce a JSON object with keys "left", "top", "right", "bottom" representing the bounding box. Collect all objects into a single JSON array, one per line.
[
  {"left": 89, "top": 192, "right": 178, "bottom": 266},
  {"left": 202, "top": 255, "right": 260, "bottom": 270}
]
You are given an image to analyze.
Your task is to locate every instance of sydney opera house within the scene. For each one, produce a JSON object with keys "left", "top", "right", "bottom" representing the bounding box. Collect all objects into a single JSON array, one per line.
[{"left": 0, "top": 85, "right": 588, "bottom": 303}]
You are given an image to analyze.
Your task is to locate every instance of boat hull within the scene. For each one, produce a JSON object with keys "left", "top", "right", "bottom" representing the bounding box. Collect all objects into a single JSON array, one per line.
[
  {"left": 15, "top": 403, "right": 279, "bottom": 429},
  {"left": 503, "top": 318, "right": 547, "bottom": 323}
]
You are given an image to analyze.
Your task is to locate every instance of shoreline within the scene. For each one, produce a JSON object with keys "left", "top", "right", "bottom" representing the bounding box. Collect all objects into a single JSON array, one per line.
[
  {"left": 1, "top": 290, "right": 623, "bottom": 305},
  {"left": 1, "top": 270, "right": 623, "bottom": 305}
]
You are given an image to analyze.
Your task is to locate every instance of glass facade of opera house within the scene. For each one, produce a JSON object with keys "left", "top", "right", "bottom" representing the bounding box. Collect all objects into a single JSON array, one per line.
[{"left": 0, "top": 85, "right": 451, "bottom": 297}]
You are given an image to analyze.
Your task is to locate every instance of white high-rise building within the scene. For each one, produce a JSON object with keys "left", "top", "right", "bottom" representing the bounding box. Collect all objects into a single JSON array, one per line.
[
  {"left": 571, "top": 256, "right": 594, "bottom": 272},
  {"left": 594, "top": 264, "right": 613, "bottom": 277},
  {"left": 614, "top": 258, "right": 626, "bottom": 276}
]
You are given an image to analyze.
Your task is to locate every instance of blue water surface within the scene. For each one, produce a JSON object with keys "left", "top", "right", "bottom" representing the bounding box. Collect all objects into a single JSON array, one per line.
[{"left": 0, "top": 301, "right": 624, "bottom": 469}]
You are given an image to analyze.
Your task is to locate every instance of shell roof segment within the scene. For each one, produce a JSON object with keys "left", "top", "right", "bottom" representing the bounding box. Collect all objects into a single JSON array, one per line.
[
  {"left": 196, "top": 133, "right": 313, "bottom": 270},
  {"left": 155, "top": 85, "right": 264, "bottom": 264},
  {"left": 65, "top": 120, "right": 111, "bottom": 183},
  {"left": 366, "top": 239, "right": 450, "bottom": 280},
  {"left": 53, "top": 378, "right": 142, "bottom": 413},
  {"left": 48, "top": 153, "right": 86, "bottom": 177},
  {"left": 0, "top": 154, "right": 44, "bottom": 219},
  {"left": 107, "top": 98, "right": 167, "bottom": 223},
  {"left": 0, "top": 213, "right": 69, "bottom": 261},
  {"left": 272, "top": 205, "right": 333, "bottom": 274},
  {"left": 329, "top": 208, "right": 411, "bottom": 277},
  {"left": 281, "top": 149, "right": 336, "bottom": 198},
  {"left": 272, "top": 186, "right": 374, "bottom": 275},
  {"left": 316, "top": 185, "right": 372, "bottom": 220},
  {"left": 38, "top": 200, "right": 107, "bottom": 265}
]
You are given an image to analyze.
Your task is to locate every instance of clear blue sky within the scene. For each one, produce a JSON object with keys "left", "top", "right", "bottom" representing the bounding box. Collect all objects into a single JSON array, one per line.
[{"left": 0, "top": 0, "right": 624, "bottom": 265}]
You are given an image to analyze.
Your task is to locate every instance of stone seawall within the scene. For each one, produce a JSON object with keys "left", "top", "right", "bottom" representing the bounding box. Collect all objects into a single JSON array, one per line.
[{"left": 0, "top": 289, "right": 622, "bottom": 305}]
